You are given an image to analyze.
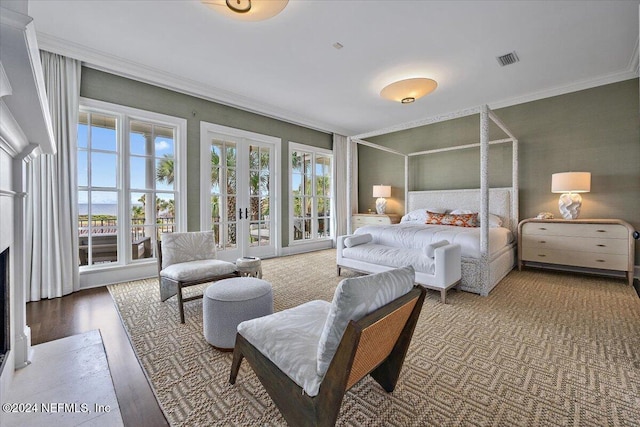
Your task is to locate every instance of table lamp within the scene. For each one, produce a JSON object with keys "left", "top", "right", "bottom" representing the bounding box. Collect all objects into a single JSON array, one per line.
[
  {"left": 551, "top": 172, "right": 591, "bottom": 220},
  {"left": 373, "top": 185, "right": 391, "bottom": 214}
]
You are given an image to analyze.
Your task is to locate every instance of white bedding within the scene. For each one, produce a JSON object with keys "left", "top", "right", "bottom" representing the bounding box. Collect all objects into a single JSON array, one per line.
[{"left": 354, "top": 223, "right": 514, "bottom": 259}]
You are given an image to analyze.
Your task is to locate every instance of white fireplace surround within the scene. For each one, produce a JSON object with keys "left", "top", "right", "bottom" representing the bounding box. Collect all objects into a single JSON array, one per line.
[{"left": 0, "top": 5, "right": 56, "bottom": 408}]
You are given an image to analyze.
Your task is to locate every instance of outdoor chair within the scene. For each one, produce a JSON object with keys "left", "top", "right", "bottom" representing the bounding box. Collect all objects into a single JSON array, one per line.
[
  {"left": 157, "top": 231, "right": 239, "bottom": 323},
  {"left": 229, "top": 266, "right": 426, "bottom": 427}
]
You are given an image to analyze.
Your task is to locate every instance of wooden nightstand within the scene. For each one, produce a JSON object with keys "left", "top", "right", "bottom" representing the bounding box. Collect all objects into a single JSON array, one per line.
[
  {"left": 518, "top": 218, "right": 635, "bottom": 286},
  {"left": 352, "top": 213, "right": 401, "bottom": 230}
]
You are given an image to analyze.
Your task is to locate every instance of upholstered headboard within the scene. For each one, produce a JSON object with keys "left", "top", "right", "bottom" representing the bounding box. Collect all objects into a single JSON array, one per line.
[{"left": 407, "top": 188, "right": 517, "bottom": 234}]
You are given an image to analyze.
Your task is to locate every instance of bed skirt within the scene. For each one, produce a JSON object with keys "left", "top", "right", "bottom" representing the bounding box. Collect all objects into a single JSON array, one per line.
[{"left": 459, "top": 244, "right": 516, "bottom": 296}]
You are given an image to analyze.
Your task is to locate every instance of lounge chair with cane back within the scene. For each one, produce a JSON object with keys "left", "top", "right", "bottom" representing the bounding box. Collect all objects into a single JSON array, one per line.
[{"left": 229, "top": 266, "right": 426, "bottom": 426}]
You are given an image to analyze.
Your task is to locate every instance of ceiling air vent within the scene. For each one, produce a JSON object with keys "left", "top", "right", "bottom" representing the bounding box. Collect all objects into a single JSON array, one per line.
[{"left": 497, "top": 51, "right": 519, "bottom": 67}]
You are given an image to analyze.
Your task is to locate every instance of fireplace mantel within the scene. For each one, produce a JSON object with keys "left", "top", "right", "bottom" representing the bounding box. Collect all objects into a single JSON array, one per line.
[{"left": 0, "top": 5, "right": 56, "bottom": 408}]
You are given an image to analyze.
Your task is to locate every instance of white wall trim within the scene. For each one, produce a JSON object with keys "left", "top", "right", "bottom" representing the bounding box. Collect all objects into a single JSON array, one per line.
[{"left": 79, "top": 261, "right": 157, "bottom": 289}]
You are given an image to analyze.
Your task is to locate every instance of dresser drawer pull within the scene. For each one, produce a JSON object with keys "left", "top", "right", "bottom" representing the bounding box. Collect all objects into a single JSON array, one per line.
[
  {"left": 596, "top": 244, "right": 606, "bottom": 247},
  {"left": 538, "top": 240, "right": 546, "bottom": 244},
  {"left": 538, "top": 227, "right": 547, "bottom": 230},
  {"left": 596, "top": 259, "right": 606, "bottom": 263},
  {"left": 537, "top": 254, "right": 546, "bottom": 258},
  {"left": 596, "top": 230, "right": 607, "bottom": 233}
]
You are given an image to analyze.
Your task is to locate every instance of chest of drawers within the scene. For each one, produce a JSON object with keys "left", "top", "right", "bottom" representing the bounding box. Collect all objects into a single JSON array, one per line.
[
  {"left": 518, "top": 219, "right": 635, "bottom": 285},
  {"left": 352, "top": 213, "right": 400, "bottom": 230}
]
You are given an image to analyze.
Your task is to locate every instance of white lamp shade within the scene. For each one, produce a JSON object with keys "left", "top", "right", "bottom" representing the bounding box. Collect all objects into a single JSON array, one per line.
[
  {"left": 551, "top": 172, "right": 591, "bottom": 193},
  {"left": 372, "top": 185, "right": 391, "bottom": 198}
]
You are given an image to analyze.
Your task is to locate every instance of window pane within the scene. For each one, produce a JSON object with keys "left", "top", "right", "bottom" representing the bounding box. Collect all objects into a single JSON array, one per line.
[
  {"left": 227, "top": 196, "right": 236, "bottom": 220},
  {"left": 91, "top": 152, "right": 117, "bottom": 188},
  {"left": 260, "top": 148, "right": 269, "bottom": 172},
  {"left": 226, "top": 144, "right": 236, "bottom": 167},
  {"left": 249, "top": 145, "right": 259, "bottom": 169},
  {"left": 91, "top": 113, "right": 117, "bottom": 152},
  {"left": 78, "top": 149, "right": 88, "bottom": 187},
  {"left": 130, "top": 121, "right": 152, "bottom": 156},
  {"left": 291, "top": 152, "right": 302, "bottom": 173},
  {"left": 227, "top": 168, "right": 236, "bottom": 195},
  {"left": 130, "top": 156, "right": 149, "bottom": 190},
  {"left": 154, "top": 126, "right": 174, "bottom": 156},
  {"left": 155, "top": 156, "right": 175, "bottom": 191},
  {"left": 78, "top": 112, "right": 88, "bottom": 148},
  {"left": 130, "top": 192, "right": 150, "bottom": 225},
  {"left": 156, "top": 193, "right": 176, "bottom": 229},
  {"left": 250, "top": 171, "right": 259, "bottom": 196}
]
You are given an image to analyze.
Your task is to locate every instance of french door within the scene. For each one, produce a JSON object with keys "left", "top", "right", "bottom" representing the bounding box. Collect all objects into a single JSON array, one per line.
[{"left": 200, "top": 123, "right": 279, "bottom": 262}]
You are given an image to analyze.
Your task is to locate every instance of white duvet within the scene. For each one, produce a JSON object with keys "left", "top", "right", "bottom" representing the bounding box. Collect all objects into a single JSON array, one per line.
[{"left": 354, "top": 223, "right": 514, "bottom": 259}]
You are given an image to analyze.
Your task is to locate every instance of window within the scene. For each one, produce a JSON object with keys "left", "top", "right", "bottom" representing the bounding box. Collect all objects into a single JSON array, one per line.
[
  {"left": 289, "top": 142, "right": 333, "bottom": 243},
  {"left": 77, "top": 99, "right": 186, "bottom": 269}
]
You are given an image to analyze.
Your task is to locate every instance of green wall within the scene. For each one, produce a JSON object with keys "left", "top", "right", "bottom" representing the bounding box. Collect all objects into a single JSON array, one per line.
[
  {"left": 80, "top": 68, "right": 332, "bottom": 247},
  {"left": 360, "top": 78, "right": 640, "bottom": 264}
]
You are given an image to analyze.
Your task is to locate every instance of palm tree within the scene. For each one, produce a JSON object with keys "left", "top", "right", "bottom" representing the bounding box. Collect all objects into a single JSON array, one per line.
[{"left": 156, "top": 155, "right": 174, "bottom": 184}]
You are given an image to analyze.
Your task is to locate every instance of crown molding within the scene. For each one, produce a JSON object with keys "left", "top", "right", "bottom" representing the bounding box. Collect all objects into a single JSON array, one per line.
[
  {"left": 487, "top": 60, "right": 639, "bottom": 113},
  {"left": 36, "top": 32, "right": 353, "bottom": 136}
]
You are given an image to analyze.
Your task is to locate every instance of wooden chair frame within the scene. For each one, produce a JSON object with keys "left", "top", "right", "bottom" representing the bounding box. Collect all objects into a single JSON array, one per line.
[
  {"left": 229, "top": 286, "right": 426, "bottom": 427},
  {"left": 157, "top": 241, "right": 239, "bottom": 323}
]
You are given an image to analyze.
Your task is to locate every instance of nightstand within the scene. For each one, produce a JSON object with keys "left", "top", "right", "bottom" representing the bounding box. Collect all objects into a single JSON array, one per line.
[
  {"left": 518, "top": 218, "right": 635, "bottom": 286},
  {"left": 352, "top": 213, "right": 401, "bottom": 230}
]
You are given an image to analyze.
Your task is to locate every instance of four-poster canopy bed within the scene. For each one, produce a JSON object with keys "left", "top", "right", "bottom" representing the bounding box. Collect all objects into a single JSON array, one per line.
[{"left": 341, "top": 105, "right": 519, "bottom": 297}]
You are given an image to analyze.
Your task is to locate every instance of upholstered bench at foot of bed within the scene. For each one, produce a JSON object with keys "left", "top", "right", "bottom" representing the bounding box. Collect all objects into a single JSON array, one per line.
[{"left": 336, "top": 235, "right": 461, "bottom": 303}]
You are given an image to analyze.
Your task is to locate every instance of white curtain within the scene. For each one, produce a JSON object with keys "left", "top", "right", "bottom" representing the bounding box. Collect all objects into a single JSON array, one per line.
[
  {"left": 26, "top": 51, "right": 81, "bottom": 301},
  {"left": 332, "top": 134, "right": 358, "bottom": 239}
]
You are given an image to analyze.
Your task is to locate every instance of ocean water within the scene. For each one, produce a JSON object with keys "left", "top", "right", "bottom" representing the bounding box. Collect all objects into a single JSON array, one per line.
[{"left": 78, "top": 203, "right": 118, "bottom": 216}]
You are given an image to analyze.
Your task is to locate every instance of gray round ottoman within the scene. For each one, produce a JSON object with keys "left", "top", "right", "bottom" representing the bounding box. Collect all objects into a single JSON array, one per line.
[{"left": 203, "top": 277, "right": 273, "bottom": 351}]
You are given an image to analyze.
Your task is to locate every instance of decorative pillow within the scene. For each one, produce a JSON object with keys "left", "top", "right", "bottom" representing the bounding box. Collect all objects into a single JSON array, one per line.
[
  {"left": 449, "top": 210, "right": 503, "bottom": 227},
  {"left": 400, "top": 207, "right": 447, "bottom": 223},
  {"left": 425, "top": 211, "right": 479, "bottom": 227},
  {"left": 161, "top": 231, "right": 217, "bottom": 269},
  {"left": 316, "top": 266, "right": 415, "bottom": 377},
  {"left": 425, "top": 240, "right": 450, "bottom": 258},
  {"left": 344, "top": 233, "right": 372, "bottom": 248}
]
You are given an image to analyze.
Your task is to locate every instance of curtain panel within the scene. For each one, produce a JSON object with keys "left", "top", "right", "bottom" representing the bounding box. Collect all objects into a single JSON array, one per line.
[
  {"left": 26, "top": 51, "right": 81, "bottom": 301},
  {"left": 332, "top": 134, "right": 358, "bottom": 239}
]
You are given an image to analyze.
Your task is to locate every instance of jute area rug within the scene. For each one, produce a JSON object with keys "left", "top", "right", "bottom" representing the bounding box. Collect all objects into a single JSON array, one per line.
[{"left": 108, "top": 250, "right": 640, "bottom": 426}]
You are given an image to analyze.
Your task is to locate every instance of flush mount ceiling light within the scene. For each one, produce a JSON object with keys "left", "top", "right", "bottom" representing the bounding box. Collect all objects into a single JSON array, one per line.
[
  {"left": 380, "top": 78, "right": 438, "bottom": 104},
  {"left": 202, "top": 0, "right": 288, "bottom": 21}
]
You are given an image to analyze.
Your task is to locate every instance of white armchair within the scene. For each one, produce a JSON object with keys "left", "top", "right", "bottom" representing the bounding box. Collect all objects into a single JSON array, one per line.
[{"left": 157, "top": 231, "right": 238, "bottom": 323}]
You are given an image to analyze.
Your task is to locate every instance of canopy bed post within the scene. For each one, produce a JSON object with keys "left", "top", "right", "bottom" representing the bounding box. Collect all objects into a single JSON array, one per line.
[
  {"left": 404, "top": 155, "right": 409, "bottom": 214},
  {"left": 346, "top": 137, "right": 353, "bottom": 234},
  {"left": 512, "top": 139, "right": 519, "bottom": 236},
  {"left": 479, "top": 105, "right": 490, "bottom": 293}
]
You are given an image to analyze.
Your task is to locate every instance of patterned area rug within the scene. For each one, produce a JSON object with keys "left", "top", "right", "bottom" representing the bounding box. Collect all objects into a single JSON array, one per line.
[{"left": 108, "top": 250, "right": 640, "bottom": 426}]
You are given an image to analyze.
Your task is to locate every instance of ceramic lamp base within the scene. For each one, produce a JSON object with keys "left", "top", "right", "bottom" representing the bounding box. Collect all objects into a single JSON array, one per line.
[
  {"left": 375, "top": 197, "right": 387, "bottom": 214},
  {"left": 558, "top": 193, "right": 582, "bottom": 220}
]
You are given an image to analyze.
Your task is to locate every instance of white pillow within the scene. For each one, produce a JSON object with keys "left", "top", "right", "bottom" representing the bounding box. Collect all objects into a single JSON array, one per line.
[
  {"left": 316, "top": 266, "right": 415, "bottom": 377},
  {"left": 344, "top": 233, "right": 372, "bottom": 248},
  {"left": 449, "top": 210, "right": 503, "bottom": 227},
  {"left": 425, "top": 240, "right": 450, "bottom": 258},
  {"left": 401, "top": 207, "right": 447, "bottom": 223}
]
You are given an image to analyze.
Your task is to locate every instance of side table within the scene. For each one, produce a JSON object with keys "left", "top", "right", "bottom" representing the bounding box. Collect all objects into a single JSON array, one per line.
[{"left": 236, "top": 257, "right": 263, "bottom": 278}]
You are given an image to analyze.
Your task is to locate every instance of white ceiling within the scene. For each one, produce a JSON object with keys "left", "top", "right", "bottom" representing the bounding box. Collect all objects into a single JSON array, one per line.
[{"left": 28, "top": 0, "right": 639, "bottom": 136}]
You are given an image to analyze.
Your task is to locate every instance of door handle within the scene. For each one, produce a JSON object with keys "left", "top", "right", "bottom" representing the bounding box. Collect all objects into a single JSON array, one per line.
[
  {"left": 239, "top": 208, "right": 243, "bottom": 220},
  {"left": 245, "top": 208, "right": 249, "bottom": 219}
]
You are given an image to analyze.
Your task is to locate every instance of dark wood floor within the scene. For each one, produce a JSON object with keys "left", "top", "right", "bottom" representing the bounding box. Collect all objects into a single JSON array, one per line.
[{"left": 27, "top": 287, "right": 168, "bottom": 427}]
